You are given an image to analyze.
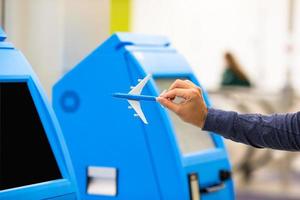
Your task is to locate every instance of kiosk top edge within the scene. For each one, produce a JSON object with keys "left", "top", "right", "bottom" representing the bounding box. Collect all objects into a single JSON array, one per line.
[
  {"left": 110, "top": 32, "right": 171, "bottom": 48},
  {"left": 0, "top": 26, "right": 7, "bottom": 42}
]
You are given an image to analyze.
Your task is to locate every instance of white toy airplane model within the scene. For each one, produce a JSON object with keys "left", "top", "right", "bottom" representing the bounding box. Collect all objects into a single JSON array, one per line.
[
  {"left": 113, "top": 74, "right": 156, "bottom": 124},
  {"left": 113, "top": 74, "right": 185, "bottom": 124}
]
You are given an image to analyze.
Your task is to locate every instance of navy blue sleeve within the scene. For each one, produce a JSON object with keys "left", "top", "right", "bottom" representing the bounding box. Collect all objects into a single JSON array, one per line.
[{"left": 203, "top": 108, "right": 300, "bottom": 151}]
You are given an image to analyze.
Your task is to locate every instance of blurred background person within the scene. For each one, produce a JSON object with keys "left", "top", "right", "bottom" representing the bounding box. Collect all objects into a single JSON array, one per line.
[{"left": 221, "top": 52, "right": 251, "bottom": 87}]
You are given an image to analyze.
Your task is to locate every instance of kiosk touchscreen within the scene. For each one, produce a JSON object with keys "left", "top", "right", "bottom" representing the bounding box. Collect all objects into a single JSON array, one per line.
[
  {"left": 0, "top": 27, "right": 78, "bottom": 200},
  {"left": 53, "top": 33, "right": 235, "bottom": 200},
  {"left": 155, "top": 78, "right": 215, "bottom": 154}
]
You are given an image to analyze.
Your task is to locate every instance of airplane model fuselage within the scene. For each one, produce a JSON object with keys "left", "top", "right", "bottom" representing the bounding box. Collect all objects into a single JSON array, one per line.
[{"left": 113, "top": 93, "right": 157, "bottom": 102}]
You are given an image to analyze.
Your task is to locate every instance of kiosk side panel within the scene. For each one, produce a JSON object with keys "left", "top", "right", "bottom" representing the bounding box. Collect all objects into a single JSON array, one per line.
[
  {"left": 53, "top": 51, "right": 161, "bottom": 200},
  {"left": 0, "top": 38, "right": 78, "bottom": 199}
]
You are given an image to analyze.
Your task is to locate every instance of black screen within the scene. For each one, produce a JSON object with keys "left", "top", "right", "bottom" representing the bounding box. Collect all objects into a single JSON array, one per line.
[{"left": 0, "top": 82, "right": 62, "bottom": 190}]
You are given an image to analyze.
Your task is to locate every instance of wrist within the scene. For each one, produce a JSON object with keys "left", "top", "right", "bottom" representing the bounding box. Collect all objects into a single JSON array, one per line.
[{"left": 199, "top": 106, "right": 208, "bottom": 129}]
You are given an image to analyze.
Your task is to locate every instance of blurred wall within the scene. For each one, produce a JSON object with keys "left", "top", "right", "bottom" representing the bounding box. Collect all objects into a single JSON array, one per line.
[
  {"left": 132, "top": 0, "right": 300, "bottom": 94},
  {"left": 4, "top": 0, "right": 109, "bottom": 98},
  {"left": 63, "top": 0, "right": 110, "bottom": 73},
  {"left": 292, "top": 0, "right": 300, "bottom": 93},
  {"left": 2, "top": 0, "right": 300, "bottom": 95},
  {"left": 0, "top": 0, "right": 3, "bottom": 27},
  {"left": 4, "top": 0, "right": 64, "bottom": 98}
]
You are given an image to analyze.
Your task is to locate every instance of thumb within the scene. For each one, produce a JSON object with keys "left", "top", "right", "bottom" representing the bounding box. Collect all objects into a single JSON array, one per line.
[{"left": 156, "top": 97, "right": 179, "bottom": 113}]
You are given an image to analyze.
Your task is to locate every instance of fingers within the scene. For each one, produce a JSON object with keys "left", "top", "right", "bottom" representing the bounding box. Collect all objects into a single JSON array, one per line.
[
  {"left": 184, "top": 80, "right": 197, "bottom": 88},
  {"left": 161, "top": 88, "right": 189, "bottom": 99},
  {"left": 168, "top": 79, "right": 201, "bottom": 94},
  {"left": 169, "top": 79, "right": 191, "bottom": 90},
  {"left": 160, "top": 89, "right": 167, "bottom": 96},
  {"left": 185, "top": 80, "right": 203, "bottom": 96},
  {"left": 156, "top": 97, "right": 179, "bottom": 113}
]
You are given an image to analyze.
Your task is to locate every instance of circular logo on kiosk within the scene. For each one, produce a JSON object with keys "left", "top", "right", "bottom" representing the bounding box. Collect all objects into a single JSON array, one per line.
[{"left": 60, "top": 91, "right": 80, "bottom": 113}]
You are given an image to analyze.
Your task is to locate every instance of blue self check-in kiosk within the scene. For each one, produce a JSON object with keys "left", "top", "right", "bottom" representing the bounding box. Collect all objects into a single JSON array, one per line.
[
  {"left": 53, "top": 33, "right": 235, "bottom": 200},
  {"left": 0, "top": 27, "right": 78, "bottom": 200}
]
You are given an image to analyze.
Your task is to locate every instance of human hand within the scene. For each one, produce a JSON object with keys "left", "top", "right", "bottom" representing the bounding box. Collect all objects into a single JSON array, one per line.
[{"left": 156, "top": 79, "right": 208, "bottom": 128}]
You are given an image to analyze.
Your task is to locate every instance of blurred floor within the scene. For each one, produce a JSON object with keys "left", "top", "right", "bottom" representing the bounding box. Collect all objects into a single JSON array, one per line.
[
  {"left": 237, "top": 192, "right": 300, "bottom": 200},
  {"left": 209, "top": 87, "right": 300, "bottom": 200}
]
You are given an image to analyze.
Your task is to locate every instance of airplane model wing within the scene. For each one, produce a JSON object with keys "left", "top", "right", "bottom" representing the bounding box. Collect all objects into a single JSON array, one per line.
[
  {"left": 127, "top": 100, "right": 148, "bottom": 124},
  {"left": 127, "top": 74, "right": 152, "bottom": 124},
  {"left": 112, "top": 74, "right": 152, "bottom": 124},
  {"left": 129, "top": 74, "right": 152, "bottom": 95}
]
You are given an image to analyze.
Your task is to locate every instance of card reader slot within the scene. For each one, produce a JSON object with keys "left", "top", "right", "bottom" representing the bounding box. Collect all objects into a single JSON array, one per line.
[
  {"left": 200, "top": 169, "right": 231, "bottom": 194},
  {"left": 189, "top": 169, "right": 231, "bottom": 198},
  {"left": 200, "top": 182, "right": 225, "bottom": 194}
]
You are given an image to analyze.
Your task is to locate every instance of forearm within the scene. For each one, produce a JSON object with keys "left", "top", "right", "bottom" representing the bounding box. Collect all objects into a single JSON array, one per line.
[{"left": 203, "top": 108, "right": 300, "bottom": 151}]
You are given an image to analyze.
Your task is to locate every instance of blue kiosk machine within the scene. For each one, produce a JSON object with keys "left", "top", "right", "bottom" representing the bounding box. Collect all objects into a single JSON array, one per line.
[
  {"left": 0, "top": 27, "right": 78, "bottom": 199},
  {"left": 53, "top": 33, "right": 235, "bottom": 200}
]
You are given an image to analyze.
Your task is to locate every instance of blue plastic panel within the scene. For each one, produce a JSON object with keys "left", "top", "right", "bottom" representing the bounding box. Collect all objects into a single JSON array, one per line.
[
  {"left": 126, "top": 43, "right": 235, "bottom": 199},
  {"left": 0, "top": 29, "right": 78, "bottom": 200},
  {"left": 53, "top": 33, "right": 235, "bottom": 200},
  {"left": 53, "top": 54, "right": 166, "bottom": 200}
]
